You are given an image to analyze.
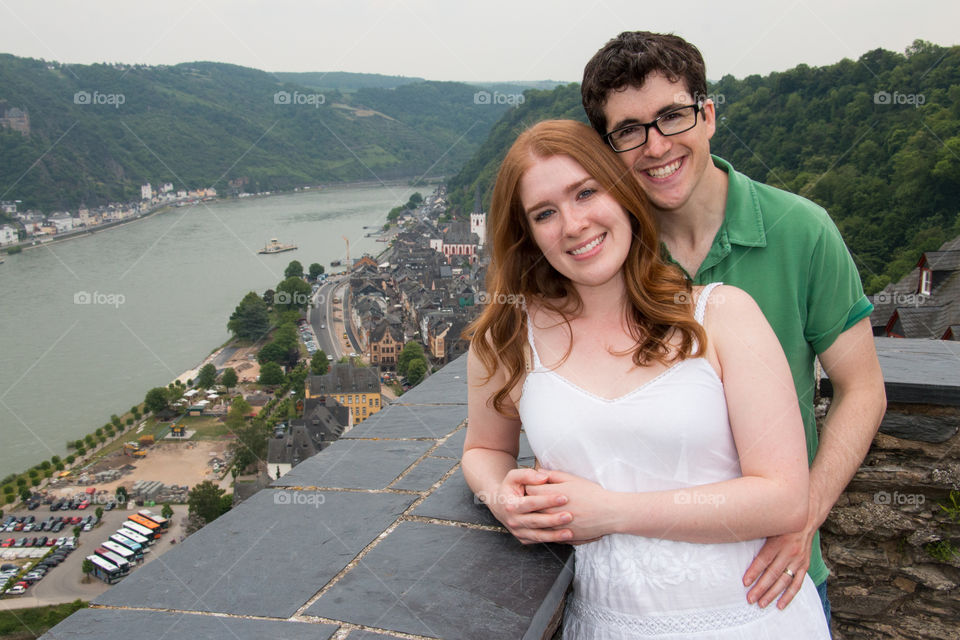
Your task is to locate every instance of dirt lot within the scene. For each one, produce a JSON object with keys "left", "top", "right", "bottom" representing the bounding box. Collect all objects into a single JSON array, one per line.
[
  {"left": 221, "top": 345, "right": 261, "bottom": 383},
  {"left": 48, "top": 441, "right": 232, "bottom": 500}
]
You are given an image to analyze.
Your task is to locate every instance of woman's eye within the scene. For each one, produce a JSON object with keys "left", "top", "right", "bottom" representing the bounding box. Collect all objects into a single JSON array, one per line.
[
  {"left": 577, "top": 188, "right": 595, "bottom": 200},
  {"left": 533, "top": 209, "right": 554, "bottom": 222}
]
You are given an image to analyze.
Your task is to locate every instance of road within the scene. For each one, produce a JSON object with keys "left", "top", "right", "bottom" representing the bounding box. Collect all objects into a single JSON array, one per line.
[
  {"left": 309, "top": 277, "right": 359, "bottom": 360},
  {"left": 0, "top": 504, "right": 188, "bottom": 609}
]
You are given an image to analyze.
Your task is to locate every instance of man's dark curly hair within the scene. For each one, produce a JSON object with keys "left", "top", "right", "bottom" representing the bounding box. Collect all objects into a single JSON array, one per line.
[{"left": 582, "top": 31, "right": 708, "bottom": 135}]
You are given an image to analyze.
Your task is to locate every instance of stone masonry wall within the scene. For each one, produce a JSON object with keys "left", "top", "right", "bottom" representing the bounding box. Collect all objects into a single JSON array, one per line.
[{"left": 821, "top": 403, "right": 960, "bottom": 639}]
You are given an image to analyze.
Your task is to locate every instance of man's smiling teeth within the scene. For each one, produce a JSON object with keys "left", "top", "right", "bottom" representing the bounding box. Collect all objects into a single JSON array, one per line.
[
  {"left": 646, "top": 159, "right": 681, "bottom": 178},
  {"left": 569, "top": 233, "right": 605, "bottom": 255}
]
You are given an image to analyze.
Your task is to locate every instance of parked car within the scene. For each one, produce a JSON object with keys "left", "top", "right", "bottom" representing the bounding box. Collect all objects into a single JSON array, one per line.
[
  {"left": 7, "top": 582, "right": 27, "bottom": 595},
  {"left": 1, "top": 538, "right": 13, "bottom": 547}
]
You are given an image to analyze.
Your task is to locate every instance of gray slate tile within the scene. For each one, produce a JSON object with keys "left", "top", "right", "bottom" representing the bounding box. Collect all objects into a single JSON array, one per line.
[
  {"left": 412, "top": 468, "right": 500, "bottom": 527},
  {"left": 431, "top": 427, "right": 466, "bottom": 459},
  {"left": 389, "top": 456, "right": 458, "bottom": 491},
  {"left": 389, "top": 357, "right": 467, "bottom": 405},
  {"left": 42, "top": 608, "right": 336, "bottom": 640},
  {"left": 432, "top": 429, "right": 534, "bottom": 464},
  {"left": 340, "top": 404, "right": 467, "bottom": 439},
  {"left": 306, "top": 521, "right": 572, "bottom": 639},
  {"left": 273, "top": 438, "right": 433, "bottom": 489},
  {"left": 94, "top": 489, "right": 414, "bottom": 618}
]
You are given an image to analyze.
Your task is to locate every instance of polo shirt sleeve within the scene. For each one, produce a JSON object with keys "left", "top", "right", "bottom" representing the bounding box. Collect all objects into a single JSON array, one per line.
[{"left": 804, "top": 215, "right": 873, "bottom": 354}]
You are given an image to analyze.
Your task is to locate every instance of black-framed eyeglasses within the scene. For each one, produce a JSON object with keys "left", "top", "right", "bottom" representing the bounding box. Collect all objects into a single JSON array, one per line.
[{"left": 604, "top": 103, "right": 704, "bottom": 153}]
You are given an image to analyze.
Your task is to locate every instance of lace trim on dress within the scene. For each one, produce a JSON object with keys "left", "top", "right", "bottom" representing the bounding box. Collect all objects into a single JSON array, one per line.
[{"left": 567, "top": 595, "right": 772, "bottom": 635}]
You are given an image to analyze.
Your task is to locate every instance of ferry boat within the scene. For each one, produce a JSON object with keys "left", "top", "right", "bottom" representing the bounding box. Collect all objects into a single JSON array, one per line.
[
  {"left": 330, "top": 260, "right": 342, "bottom": 267},
  {"left": 258, "top": 238, "right": 297, "bottom": 254}
]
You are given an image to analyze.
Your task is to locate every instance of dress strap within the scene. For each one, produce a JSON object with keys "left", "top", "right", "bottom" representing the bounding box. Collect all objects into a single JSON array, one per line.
[
  {"left": 524, "top": 312, "right": 543, "bottom": 371},
  {"left": 694, "top": 282, "right": 724, "bottom": 325}
]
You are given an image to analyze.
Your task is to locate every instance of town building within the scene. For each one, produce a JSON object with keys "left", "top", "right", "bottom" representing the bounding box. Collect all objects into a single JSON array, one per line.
[
  {"left": 871, "top": 235, "right": 960, "bottom": 339},
  {"left": 306, "top": 363, "right": 382, "bottom": 425},
  {"left": 0, "top": 224, "right": 18, "bottom": 246},
  {"left": 367, "top": 321, "right": 403, "bottom": 370},
  {"left": 267, "top": 396, "right": 348, "bottom": 478},
  {"left": 0, "top": 106, "right": 30, "bottom": 136}
]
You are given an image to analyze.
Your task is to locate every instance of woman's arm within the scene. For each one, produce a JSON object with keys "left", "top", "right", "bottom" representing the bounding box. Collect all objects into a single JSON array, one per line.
[
  {"left": 526, "top": 286, "right": 810, "bottom": 543},
  {"left": 462, "top": 340, "right": 574, "bottom": 544}
]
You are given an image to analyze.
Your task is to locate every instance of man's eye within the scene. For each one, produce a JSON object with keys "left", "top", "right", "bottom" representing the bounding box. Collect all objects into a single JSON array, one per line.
[{"left": 614, "top": 126, "right": 640, "bottom": 140}]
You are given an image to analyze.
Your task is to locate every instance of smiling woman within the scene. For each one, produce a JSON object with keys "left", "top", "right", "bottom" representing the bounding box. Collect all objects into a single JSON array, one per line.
[{"left": 461, "top": 119, "right": 831, "bottom": 639}]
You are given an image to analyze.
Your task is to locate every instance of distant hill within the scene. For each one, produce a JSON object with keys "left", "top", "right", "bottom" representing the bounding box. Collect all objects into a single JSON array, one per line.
[
  {"left": 445, "top": 40, "right": 960, "bottom": 293},
  {"left": 274, "top": 71, "right": 425, "bottom": 91},
  {"left": 0, "top": 56, "right": 518, "bottom": 210}
]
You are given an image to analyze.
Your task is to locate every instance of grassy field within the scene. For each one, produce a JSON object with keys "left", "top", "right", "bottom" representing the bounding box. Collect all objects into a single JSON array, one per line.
[{"left": 0, "top": 600, "right": 87, "bottom": 638}]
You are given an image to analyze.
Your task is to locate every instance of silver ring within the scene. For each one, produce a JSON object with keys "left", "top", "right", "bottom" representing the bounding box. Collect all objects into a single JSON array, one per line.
[{"left": 783, "top": 568, "right": 796, "bottom": 578}]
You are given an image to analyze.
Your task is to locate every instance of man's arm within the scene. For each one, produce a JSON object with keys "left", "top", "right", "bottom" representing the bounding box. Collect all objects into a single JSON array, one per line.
[{"left": 744, "top": 317, "right": 886, "bottom": 608}]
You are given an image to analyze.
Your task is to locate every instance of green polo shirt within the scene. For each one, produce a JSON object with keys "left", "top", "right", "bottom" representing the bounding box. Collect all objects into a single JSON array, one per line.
[{"left": 663, "top": 155, "right": 873, "bottom": 586}]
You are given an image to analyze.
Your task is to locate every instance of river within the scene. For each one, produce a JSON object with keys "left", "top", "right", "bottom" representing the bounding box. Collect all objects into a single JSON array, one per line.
[{"left": 0, "top": 182, "right": 418, "bottom": 478}]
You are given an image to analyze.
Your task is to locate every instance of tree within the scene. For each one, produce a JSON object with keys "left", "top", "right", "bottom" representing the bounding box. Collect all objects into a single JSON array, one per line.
[
  {"left": 19, "top": 487, "right": 30, "bottom": 502},
  {"left": 188, "top": 480, "right": 230, "bottom": 525},
  {"left": 284, "top": 260, "right": 304, "bottom": 279},
  {"left": 275, "top": 276, "right": 312, "bottom": 311},
  {"left": 197, "top": 363, "right": 217, "bottom": 389},
  {"left": 72, "top": 525, "right": 81, "bottom": 539},
  {"left": 257, "top": 341, "right": 290, "bottom": 366},
  {"left": 259, "top": 361, "right": 285, "bottom": 386},
  {"left": 311, "top": 350, "right": 330, "bottom": 375},
  {"left": 161, "top": 502, "right": 174, "bottom": 520},
  {"left": 221, "top": 367, "right": 238, "bottom": 391},
  {"left": 407, "top": 358, "right": 427, "bottom": 385},
  {"left": 227, "top": 291, "right": 271, "bottom": 341},
  {"left": 116, "top": 486, "right": 128, "bottom": 504},
  {"left": 398, "top": 341, "right": 426, "bottom": 377},
  {"left": 308, "top": 263, "right": 324, "bottom": 280},
  {"left": 81, "top": 557, "right": 94, "bottom": 582},
  {"left": 144, "top": 387, "right": 170, "bottom": 414},
  {"left": 95, "top": 506, "right": 103, "bottom": 520}
]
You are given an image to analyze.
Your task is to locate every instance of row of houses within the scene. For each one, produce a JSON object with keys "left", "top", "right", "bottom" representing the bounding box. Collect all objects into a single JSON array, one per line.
[
  {"left": 345, "top": 190, "right": 489, "bottom": 369},
  {"left": 0, "top": 183, "right": 216, "bottom": 247}
]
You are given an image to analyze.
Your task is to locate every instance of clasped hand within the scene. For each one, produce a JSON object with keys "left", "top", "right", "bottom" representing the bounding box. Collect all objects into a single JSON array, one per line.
[{"left": 483, "top": 468, "right": 615, "bottom": 545}]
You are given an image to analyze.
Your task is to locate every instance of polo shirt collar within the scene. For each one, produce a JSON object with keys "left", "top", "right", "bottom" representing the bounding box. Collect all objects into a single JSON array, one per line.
[{"left": 713, "top": 155, "right": 767, "bottom": 248}]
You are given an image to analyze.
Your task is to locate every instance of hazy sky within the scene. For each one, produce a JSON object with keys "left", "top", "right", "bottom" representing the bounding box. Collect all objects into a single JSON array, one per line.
[{"left": 1, "top": 1, "right": 957, "bottom": 83}]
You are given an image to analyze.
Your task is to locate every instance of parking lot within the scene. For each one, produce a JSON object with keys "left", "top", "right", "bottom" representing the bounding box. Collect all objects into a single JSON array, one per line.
[{"left": 0, "top": 502, "right": 188, "bottom": 609}]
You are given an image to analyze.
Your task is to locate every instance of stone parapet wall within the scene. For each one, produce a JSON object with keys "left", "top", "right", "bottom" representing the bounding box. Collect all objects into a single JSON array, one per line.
[{"left": 822, "top": 404, "right": 960, "bottom": 639}]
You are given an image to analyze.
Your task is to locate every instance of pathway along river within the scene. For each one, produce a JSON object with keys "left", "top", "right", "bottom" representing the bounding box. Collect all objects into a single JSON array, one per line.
[{"left": 0, "top": 182, "right": 418, "bottom": 477}]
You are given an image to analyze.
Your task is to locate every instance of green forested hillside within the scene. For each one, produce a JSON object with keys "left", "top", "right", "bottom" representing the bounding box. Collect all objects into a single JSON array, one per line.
[
  {"left": 0, "top": 56, "right": 513, "bottom": 210},
  {"left": 274, "top": 71, "right": 425, "bottom": 91},
  {"left": 445, "top": 41, "right": 960, "bottom": 292}
]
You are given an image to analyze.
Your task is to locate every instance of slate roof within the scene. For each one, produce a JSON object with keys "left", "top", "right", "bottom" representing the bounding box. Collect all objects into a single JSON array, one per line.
[
  {"left": 307, "top": 363, "right": 380, "bottom": 396},
  {"left": 44, "top": 355, "right": 572, "bottom": 640}
]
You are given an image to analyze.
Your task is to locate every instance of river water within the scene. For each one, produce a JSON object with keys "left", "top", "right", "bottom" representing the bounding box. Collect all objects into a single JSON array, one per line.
[{"left": 0, "top": 182, "right": 418, "bottom": 477}]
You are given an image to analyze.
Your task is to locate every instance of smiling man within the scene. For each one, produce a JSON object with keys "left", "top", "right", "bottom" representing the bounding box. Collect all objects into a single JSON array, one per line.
[{"left": 580, "top": 32, "right": 886, "bottom": 628}]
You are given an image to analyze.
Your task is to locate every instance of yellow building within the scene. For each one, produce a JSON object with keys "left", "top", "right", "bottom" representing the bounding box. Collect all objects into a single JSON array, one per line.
[{"left": 305, "top": 363, "right": 382, "bottom": 425}]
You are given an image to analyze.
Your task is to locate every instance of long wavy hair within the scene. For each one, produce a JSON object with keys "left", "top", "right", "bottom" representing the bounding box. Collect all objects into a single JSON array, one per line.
[{"left": 465, "top": 119, "right": 705, "bottom": 415}]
